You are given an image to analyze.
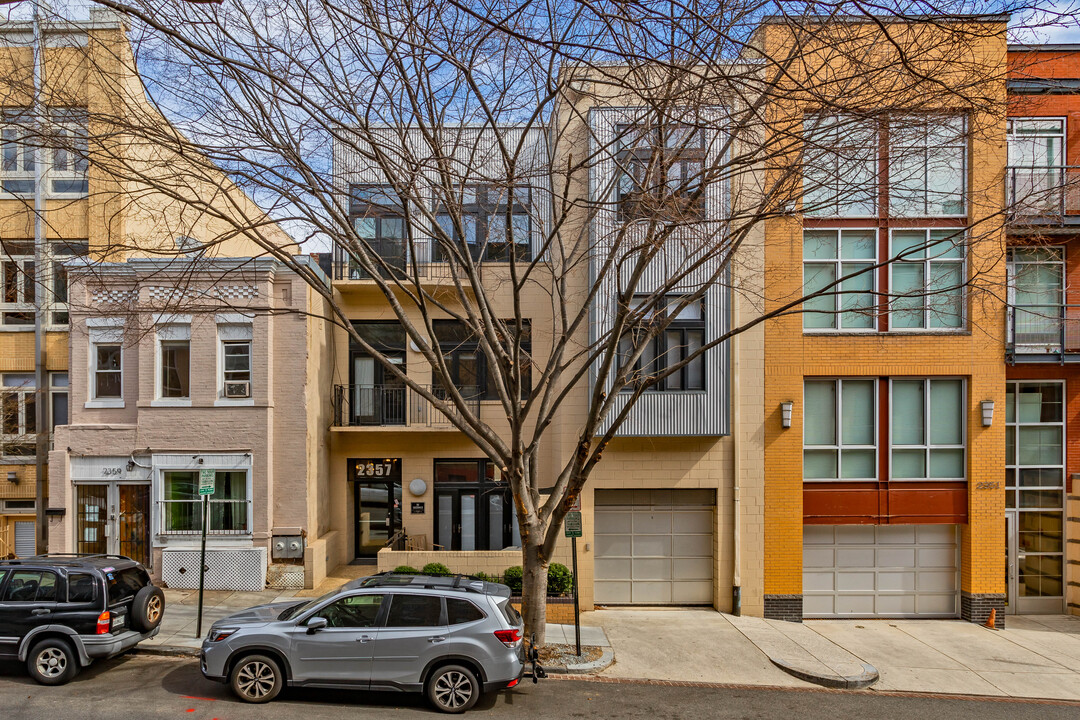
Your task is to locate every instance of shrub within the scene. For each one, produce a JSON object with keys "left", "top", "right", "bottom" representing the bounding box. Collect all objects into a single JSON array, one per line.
[
  {"left": 471, "top": 571, "right": 491, "bottom": 583},
  {"left": 392, "top": 565, "right": 418, "bottom": 574},
  {"left": 547, "top": 563, "right": 573, "bottom": 596},
  {"left": 502, "top": 565, "right": 524, "bottom": 594},
  {"left": 421, "top": 562, "right": 452, "bottom": 577}
]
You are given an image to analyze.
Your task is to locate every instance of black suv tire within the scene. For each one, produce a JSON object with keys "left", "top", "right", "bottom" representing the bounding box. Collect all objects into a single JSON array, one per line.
[
  {"left": 131, "top": 585, "right": 165, "bottom": 632},
  {"left": 426, "top": 664, "right": 480, "bottom": 713},
  {"left": 26, "top": 637, "right": 80, "bottom": 686},
  {"left": 229, "top": 654, "right": 283, "bottom": 703}
]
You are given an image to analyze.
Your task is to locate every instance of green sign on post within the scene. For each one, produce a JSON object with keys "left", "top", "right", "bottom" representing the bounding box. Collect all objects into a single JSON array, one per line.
[
  {"left": 564, "top": 511, "right": 582, "bottom": 538},
  {"left": 198, "top": 468, "right": 215, "bottom": 496}
]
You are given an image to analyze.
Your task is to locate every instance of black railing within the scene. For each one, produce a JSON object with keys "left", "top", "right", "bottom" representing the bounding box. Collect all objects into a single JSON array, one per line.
[
  {"left": 333, "top": 383, "right": 481, "bottom": 427},
  {"left": 1006, "top": 166, "right": 1080, "bottom": 226},
  {"left": 1007, "top": 305, "right": 1080, "bottom": 357}
]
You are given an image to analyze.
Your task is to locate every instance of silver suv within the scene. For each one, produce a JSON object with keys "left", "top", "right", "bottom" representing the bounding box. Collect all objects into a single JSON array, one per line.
[{"left": 200, "top": 573, "right": 526, "bottom": 713}]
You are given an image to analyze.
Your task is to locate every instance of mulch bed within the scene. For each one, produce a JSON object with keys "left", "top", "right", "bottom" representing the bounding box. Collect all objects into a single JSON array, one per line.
[{"left": 536, "top": 643, "right": 604, "bottom": 666}]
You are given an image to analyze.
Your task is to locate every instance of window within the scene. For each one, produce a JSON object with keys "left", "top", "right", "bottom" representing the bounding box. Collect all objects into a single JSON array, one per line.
[
  {"left": 890, "top": 116, "right": 967, "bottom": 217},
  {"left": 891, "top": 379, "right": 965, "bottom": 480},
  {"left": 317, "top": 594, "right": 384, "bottom": 628},
  {"left": 1, "top": 240, "right": 33, "bottom": 325},
  {"left": 435, "top": 185, "right": 531, "bottom": 262},
  {"left": 348, "top": 185, "right": 407, "bottom": 278},
  {"left": 67, "top": 572, "right": 97, "bottom": 603},
  {"left": 433, "top": 320, "right": 531, "bottom": 401},
  {"left": 803, "top": 229, "right": 876, "bottom": 330},
  {"left": 803, "top": 379, "right": 877, "bottom": 481},
  {"left": 385, "top": 594, "right": 443, "bottom": 627},
  {"left": 49, "top": 241, "right": 88, "bottom": 325},
  {"left": 49, "top": 109, "right": 89, "bottom": 195},
  {"left": 434, "top": 460, "right": 520, "bottom": 551},
  {"left": 1, "top": 569, "right": 58, "bottom": 601},
  {"left": 802, "top": 115, "right": 877, "bottom": 217},
  {"left": 350, "top": 322, "right": 406, "bottom": 426},
  {"left": 1008, "top": 247, "right": 1065, "bottom": 349},
  {"left": 1008, "top": 118, "right": 1064, "bottom": 169},
  {"left": 92, "top": 344, "right": 122, "bottom": 399},
  {"left": 447, "top": 597, "right": 485, "bottom": 625},
  {"left": 1, "top": 373, "right": 35, "bottom": 457},
  {"left": 105, "top": 567, "right": 149, "bottom": 604},
  {"left": 1, "top": 108, "right": 88, "bottom": 196},
  {"left": 1, "top": 109, "right": 34, "bottom": 195},
  {"left": 161, "top": 470, "right": 249, "bottom": 534},
  {"left": 160, "top": 339, "right": 190, "bottom": 399},
  {"left": 51, "top": 372, "right": 68, "bottom": 428},
  {"left": 890, "top": 230, "right": 965, "bottom": 329},
  {"left": 618, "top": 296, "right": 705, "bottom": 391},
  {"left": 222, "top": 341, "right": 251, "bottom": 397},
  {"left": 616, "top": 124, "right": 705, "bottom": 221}
]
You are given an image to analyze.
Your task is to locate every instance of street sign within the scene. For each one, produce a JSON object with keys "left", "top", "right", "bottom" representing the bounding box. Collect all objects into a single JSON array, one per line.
[
  {"left": 198, "top": 468, "right": 215, "bottom": 496},
  {"left": 564, "top": 511, "right": 582, "bottom": 538}
]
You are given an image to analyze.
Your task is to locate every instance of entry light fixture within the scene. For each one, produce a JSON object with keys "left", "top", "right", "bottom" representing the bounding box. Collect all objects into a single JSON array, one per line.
[
  {"left": 780, "top": 401, "right": 794, "bottom": 429},
  {"left": 981, "top": 400, "right": 995, "bottom": 427}
]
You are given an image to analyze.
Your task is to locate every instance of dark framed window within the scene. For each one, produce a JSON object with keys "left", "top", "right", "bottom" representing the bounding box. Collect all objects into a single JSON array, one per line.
[
  {"left": 66, "top": 572, "right": 97, "bottom": 603},
  {"left": 316, "top": 593, "right": 385, "bottom": 628},
  {"left": 434, "top": 185, "right": 531, "bottom": 263},
  {"left": 616, "top": 124, "right": 705, "bottom": 222},
  {"left": 433, "top": 320, "right": 531, "bottom": 401},
  {"left": 618, "top": 296, "right": 705, "bottom": 391},
  {"left": 433, "top": 459, "right": 520, "bottom": 551},
  {"left": 385, "top": 594, "right": 444, "bottom": 627},
  {"left": 349, "top": 322, "right": 407, "bottom": 426},
  {"left": 348, "top": 185, "right": 407, "bottom": 278}
]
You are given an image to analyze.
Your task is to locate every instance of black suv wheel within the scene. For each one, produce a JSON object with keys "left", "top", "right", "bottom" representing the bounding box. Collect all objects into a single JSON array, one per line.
[
  {"left": 26, "top": 638, "right": 80, "bottom": 686},
  {"left": 427, "top": 664, "right": 480, "bottom": 713},
  {"left": 229, "top": 654, "right": 283, "bottom": 703}
]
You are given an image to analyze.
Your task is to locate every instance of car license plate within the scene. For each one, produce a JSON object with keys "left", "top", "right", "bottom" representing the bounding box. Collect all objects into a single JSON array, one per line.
[{"left": 112, "top": 614, "right": 126, "bottom": 631}]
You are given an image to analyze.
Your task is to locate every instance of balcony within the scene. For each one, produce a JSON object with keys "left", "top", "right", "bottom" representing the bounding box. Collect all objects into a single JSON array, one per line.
[
  {"left": 332, "top": 384, "right": 480, "bottom": 429},
  {"left": 1006, "top": 166, "right": 1080, "bottom": 230},
  {"left": 1006, "top": 305, "right": 1080, "bottom": 362}
]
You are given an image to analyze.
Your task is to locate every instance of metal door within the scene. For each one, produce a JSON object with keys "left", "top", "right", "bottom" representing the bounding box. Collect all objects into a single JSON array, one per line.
[
  {"left": 75, "top": 483, "right": 150, "bottom": 566},
  {"left": 13, "top": 521, "right": 34, "bottom": 557}
]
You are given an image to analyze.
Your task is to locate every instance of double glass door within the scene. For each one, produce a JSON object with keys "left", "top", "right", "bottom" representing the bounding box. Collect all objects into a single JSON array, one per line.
[{"left": 75, "top": 483, "right": 150, "bottom": 566}]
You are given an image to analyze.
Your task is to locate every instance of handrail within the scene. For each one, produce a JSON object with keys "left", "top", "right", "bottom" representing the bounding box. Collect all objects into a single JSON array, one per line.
[
  {"left": 332, "top": 383, "right": 480, "bottom": 428},
  {"left": 1006, "top": 304, "right": 1080, "bottom": 355},
  {"left": 1005, "top": 165, "right": 1080, "bottom": 224}
]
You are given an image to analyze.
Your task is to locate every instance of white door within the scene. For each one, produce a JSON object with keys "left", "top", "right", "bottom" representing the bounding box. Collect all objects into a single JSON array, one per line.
[
  {"left": 14, "top": 520, "right": 35, "bottom": 557},
  {"left": 594, "top": 489, "right": 714, "bottom": 605},
  {"left": 803, "top": 525, "right": 959, "bottom": 618}
]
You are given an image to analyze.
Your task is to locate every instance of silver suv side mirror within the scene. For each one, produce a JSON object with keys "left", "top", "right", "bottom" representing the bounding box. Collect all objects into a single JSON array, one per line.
[{"left": 306, "top": 617, "right": 328, "bottom": 634}]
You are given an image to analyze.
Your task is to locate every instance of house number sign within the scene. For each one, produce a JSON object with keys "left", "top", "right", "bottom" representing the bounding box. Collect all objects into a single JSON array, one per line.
[{"left": 350, "top": 458, "right": 401, "bottom": 481}]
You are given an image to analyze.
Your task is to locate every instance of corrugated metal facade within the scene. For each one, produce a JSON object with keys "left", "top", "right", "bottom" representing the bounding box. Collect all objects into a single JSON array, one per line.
[{"left": 588, "top": 108, "right": 731, "bottom": 437}]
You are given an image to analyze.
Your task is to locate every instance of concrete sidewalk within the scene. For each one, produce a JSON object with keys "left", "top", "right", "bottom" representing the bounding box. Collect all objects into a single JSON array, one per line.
[{"left": 587, "top": 608, "right": 1080, "bottom": 701}]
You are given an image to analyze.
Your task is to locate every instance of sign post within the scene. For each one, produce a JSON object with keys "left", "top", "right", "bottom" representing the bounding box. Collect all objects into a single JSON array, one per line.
[
  {"left": 195, "top": 468, "right": 215, "bottom": 638},
  {"left": 563, "top": 499, "right": 583, "bottom": 656}
]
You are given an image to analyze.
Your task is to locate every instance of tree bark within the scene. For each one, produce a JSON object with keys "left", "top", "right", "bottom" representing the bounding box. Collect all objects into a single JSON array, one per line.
[{"left": 520, "top": 536, "right": 550, "bottom": 646}]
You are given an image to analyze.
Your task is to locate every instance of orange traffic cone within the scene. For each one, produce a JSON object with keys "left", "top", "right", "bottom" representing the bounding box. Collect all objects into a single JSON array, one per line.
[{"left": 984, "top": 608, "right": 997, "bottom": 630}]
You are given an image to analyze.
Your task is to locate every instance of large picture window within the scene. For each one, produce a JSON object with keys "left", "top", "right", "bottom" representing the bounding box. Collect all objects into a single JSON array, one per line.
[
  {"left": 889, "top": 115, "right": 967, "bottom": 217},
  {"left": 889, "top": 229, "right": 965, "bottom": 330},
  {"left": 433, "top": 460, "right": 520, "bottom": 551},
  {"left": 435, "top": 185, "right": 531, "bottom": 262},
  {"left": 803, "top": 379, "right": 877, "bottom": 481},
  {"left": 161, "top": 470, "right": 249, "bottom": 534},
  {"left": 619, "top": 296, "right": 706, "bottom": 391},
  {"left": 802, "top": 229, "right": 876, "bottom": 330},
  {"left": 616, "top": 124, "right": 706, "bottom": 222},
  {"left": 802, "top": 115, "right": 877, "bottom": 217},
  {"left": 890, "top": 378, "right": 965, "bottom": 480}
]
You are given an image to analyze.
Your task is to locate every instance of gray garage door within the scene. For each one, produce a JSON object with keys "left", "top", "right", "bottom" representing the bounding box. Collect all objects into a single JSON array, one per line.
[
  {"left": 803, "top": 524, "right": 960, "bottom": 618},
  {"left": 14, "top": 521, "right": 35, "bottom": 558},
  {"left": 594, "top": 489, "right": 714, "bottom": 605}
]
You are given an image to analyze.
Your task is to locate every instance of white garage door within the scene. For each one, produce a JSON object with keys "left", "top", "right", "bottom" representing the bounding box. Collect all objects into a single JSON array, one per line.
[
  {"left": 595, "top": 489, "right": 714, "bottom": 605},
  {"left": 14, "top": 521, "right": 35, "bottom": 558},
  {"left": 803, "top": 525, "right": 959, "bottom": 618}
]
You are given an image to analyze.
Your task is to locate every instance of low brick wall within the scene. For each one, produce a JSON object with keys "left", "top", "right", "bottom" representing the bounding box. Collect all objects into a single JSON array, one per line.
[
  {"left": 377, "top": 548, "right": 523, "bottom": 576},
  {"left": 511, "top": 597, "right": 576, "bottom": 625}
]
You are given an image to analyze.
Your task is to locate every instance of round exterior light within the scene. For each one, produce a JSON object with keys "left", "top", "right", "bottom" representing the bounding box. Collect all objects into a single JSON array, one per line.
[{"left": 409, "top": 478, "right": 427, "bottom": 496}]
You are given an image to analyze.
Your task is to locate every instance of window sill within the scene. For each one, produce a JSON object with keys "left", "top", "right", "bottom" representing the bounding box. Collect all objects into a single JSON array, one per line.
[
  {"left": 85, "top": 399, "right": 125, "bottom": 409},
  {"left": 0, "top": 325, "right": 35, "bottom": 333},
  {"left": 214, "top": 397, "right": 255, "bottom": 407},
  {"left": 151, "top": 398, "right": 193, "bottom": 408},
  {"left": 0, "top": 456, "right": 35, "bottom": 465},
  {"left": 803, "top": 329, "right": 969, "bottom": 336}
]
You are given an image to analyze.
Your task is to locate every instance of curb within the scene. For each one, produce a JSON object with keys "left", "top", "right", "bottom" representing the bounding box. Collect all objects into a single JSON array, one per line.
[
  {"left": 133, "top": 644, "right": 201, "bottom": 658},
  {"left": 769, "top": 657, "right": 879, "bottom": 690},
  {"left": 528, "top": 648, "right": 615, "bottom": 676}
]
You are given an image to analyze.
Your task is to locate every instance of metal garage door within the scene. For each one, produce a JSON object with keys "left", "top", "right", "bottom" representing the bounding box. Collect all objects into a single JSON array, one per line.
[
  {"left": 14, "top": 521, "right": 35, "bottom": 557},
  {"left": 594, "top": 489, "right": 714, "bottom": 605},
  {"left": 803, "top": 525, "right": 959, "bottom": 618}
]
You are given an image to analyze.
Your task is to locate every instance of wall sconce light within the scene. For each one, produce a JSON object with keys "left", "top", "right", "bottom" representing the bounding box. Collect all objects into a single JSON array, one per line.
[
  {"left": 6, "top": 471, "right": 17, "bottom": 485},
  {"left": 981, "top": 400, "right": 995, "bottom": 427},
  {"left": 781, "top": 401, "right": 794, "bottom": 429}
]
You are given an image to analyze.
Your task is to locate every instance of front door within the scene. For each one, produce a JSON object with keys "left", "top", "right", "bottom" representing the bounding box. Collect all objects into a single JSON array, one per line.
[
  {"left": 75, "top": 483, "right": 150, "bottom": 566},
  {"left": 350, "top": 458, "right": 403, "bottom": 559}
]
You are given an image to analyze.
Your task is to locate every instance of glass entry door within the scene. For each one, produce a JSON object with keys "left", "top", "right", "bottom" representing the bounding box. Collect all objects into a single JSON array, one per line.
[
  {"left": 75, "top": 483, "right": 151, "bottom": 566},
  {"left": 353, "top": 480, "right": 402, "bottom": 558}
]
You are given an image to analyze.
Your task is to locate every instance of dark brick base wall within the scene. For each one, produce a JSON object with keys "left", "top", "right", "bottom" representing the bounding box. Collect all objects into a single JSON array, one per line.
[
  {"left": 960, "top": 592, "right": 1005, "bottom": 629},
  {"left": 764, "top": 594, "right": 803, "bottom": 622}
]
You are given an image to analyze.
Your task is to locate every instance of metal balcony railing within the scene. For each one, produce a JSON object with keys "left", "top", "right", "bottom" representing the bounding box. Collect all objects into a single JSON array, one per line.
[
  {"left": 1007, "top": 305, "right": 1080, "bottom": 359},
  {"left": 1006, "top": 166, "right": 1080, "bottom": 227},
  {"left": 333, "top": 383, "right": 481, "bottom": 428}
]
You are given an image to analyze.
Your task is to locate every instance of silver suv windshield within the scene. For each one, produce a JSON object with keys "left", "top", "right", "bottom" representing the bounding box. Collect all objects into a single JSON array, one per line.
[{"left": 277, "top": 589, "right": 338, "bottom": 621}]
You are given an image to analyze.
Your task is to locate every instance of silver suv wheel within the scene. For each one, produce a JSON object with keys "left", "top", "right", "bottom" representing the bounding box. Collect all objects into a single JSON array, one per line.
[
  {"left": 427, "top": 664, "right": 480, "bottom": 713},
  {"left": 229, "top": 654, "right": 283, "bottom": 703}
]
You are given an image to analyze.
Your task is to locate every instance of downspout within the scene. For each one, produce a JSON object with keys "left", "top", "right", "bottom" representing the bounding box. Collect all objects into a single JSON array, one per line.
[{"left": 731, "top": 294, "right": 741, "bottom": 616}]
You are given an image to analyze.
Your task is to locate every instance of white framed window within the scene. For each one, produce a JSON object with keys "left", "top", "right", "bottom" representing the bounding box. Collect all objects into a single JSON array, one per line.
[
  {"left": 49, "top": 109, "right": 89, "bottom": 196},
  {"left": 803, "top": 378, "right": 877, "bottom": 481},
  {"left": 160, "top": 469, "right": 250, "bottom": 535},
  {"left": 1, "top": 108, "right": 88, "bottom": 197},
  {"left": 890, "top": 378, "right": 965, "bottom": 481},
  {"left": 217, "top": 319, "right": 253, "bottom": 403},
  {"left": 802, "top": 229, "right": 877, "bottom": 330},
  {"left": 87, "top": 320, "right": 124, "bottom": 408},
  {"left": 802, "top": 114, "right": 878, "bottom": 217},
  {"left": 889, "top": 229, "right": 965, "bottom": 330},
  {"left": 0, "top": 240, "right": 34, "bottom": 326},
  {"left": 1007, "top": 117, "right": 1065, "bottom": 168},
  {"left": 890, "top": 115, "right": 967, "bottom": 217},
  {"left": 155, "top": 322, "right": 191, "bottom": 403},
  {"left": 1, "top": 109, "right": 34, "bottom": 196},
  {"left": 1, "top": 373, "right": 36, "bottom": 458}
]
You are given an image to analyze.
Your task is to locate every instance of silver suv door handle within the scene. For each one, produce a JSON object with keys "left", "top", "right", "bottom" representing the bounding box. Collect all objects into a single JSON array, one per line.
[
  {"left": 428, "top": 636, "right": 446, "bottom": 643},
  {"left": 31, "top": 609, "right": 50, "bottom": 616},
  {"left": 356, "top": 635, "right": 373, "bottom": 643}
]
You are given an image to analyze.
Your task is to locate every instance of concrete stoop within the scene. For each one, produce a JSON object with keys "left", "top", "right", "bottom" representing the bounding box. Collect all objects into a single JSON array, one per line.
[{"left": 726, "top": 614, "right": 879, "bottom": 690}]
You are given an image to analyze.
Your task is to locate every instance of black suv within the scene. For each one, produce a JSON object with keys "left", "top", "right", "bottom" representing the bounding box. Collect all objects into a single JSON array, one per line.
[{"left": 0, "top": 554, "right": 165, "bottom": 685}]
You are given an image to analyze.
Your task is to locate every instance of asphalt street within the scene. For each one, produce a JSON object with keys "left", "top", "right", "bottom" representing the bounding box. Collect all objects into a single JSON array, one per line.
[{"left": 1, "top": 654, "right": 1079, "bottom": 720}]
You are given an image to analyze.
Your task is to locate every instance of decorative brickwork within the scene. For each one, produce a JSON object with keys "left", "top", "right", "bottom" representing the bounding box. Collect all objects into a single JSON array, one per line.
[
  {"left": 960, "top": 592, "right": 1005, "bottom": 628},
  {"left": 764, "top": 594, "right": 803, "bottom": 622}
]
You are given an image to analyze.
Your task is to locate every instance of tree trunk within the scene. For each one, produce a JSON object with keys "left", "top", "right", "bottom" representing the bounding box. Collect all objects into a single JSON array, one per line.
[{"left": 520, "top": 537, "right": 550, "bottom": 646}]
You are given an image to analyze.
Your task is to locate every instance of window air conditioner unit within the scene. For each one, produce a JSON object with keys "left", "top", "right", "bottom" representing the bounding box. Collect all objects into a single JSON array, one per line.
[{"left": 224, "top": 381, "right": 250, "bottom": 399}]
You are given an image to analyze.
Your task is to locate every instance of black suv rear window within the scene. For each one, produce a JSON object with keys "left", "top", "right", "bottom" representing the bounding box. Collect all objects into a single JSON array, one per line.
[{"left": 106, "top": 567, "right": 149, "bottom": 605}]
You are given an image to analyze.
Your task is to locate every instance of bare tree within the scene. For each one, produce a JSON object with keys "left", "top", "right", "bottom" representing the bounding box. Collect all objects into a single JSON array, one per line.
[{"left": 7, "top": 0, "right": 1078, "bottom": 641}]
